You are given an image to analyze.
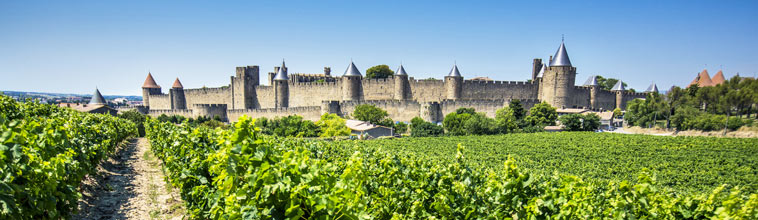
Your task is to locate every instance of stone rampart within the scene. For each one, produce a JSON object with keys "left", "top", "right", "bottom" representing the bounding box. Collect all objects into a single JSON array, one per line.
[
  {"left": 148, "top": 109, "right": 194, "bottom": 118},
  {"left": 227, "top": 106, "right": 323, "bottom": 122},
  {"left": 462, "top": 80, "right": 539, "bottom": 100},
  {"left": 148, "top": 94, "right": 171, "bottom": 109},
  {"left": 289, "top": 81, "right": 341, "bottom": 107},
  {"left": 339, "top": 100, "right": 422, "bottom": 122},
  {"left": 184, "top": 87, "right": 232, "bottom": 107}
]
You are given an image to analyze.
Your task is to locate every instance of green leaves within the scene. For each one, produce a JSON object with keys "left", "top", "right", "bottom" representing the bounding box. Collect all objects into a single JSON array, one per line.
[
  {"left": 146, "top": 114, "right": 758, "bottom": 219},
  {"left": 0, "top": 95, "right": 136, "bottom": 219}
]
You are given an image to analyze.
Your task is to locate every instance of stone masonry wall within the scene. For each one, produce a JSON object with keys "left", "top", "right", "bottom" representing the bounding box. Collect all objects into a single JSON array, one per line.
[
  {"left": 408, "top": 78, "right": 446, "bottom": 102},
  {"left": 362, "top": 78, "right": 395, "bottom": 100},
  {"left": 148, "top": 94, "right": 171, "bottom": 109},
  {"left": 338, "top": 100, "right": 423, "bottom": 122},
  {"left": 461, "top": 80, "right": 539, "bottom": 100},
  {"left": 255, "top": 86, "right": 275, "bottom": 109},
  {"left": 227, "top": 106, "right": 323, "bottom": 122},
  {"left": 184, "top": 87, "right": 232, "bottom": 107},
  {"left": 288, "top": 81, "right": 341, "bottom": 107}
]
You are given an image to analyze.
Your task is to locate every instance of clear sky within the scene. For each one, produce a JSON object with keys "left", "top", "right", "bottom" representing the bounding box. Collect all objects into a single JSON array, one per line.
[{"left": 1, "top": 0, "right": 756, "bottom": 96}]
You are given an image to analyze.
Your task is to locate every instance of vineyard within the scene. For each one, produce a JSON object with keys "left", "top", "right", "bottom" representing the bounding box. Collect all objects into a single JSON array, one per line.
[
  {"left": 145, "top": 116, "right": 758, "bottom": 219},
  {"left": 349, "top": 133, "right": 758, "bottom": 194},
  {"left": 0, "top": 96, "right": 136, "bottom": 219}
]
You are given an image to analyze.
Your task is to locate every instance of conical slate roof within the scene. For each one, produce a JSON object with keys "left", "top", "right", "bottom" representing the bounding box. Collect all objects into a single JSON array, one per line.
[
  {"left": 274, "top": 60, "right": 289, "bottom": 80},
  {"left": 172, "top": 78, "right": 184, "bottom": 88},
  {"left": 343, "top": 61, "right": 362, "bottom": 77},
  {"left": 448, "top": 64, "right": 462, "bottom": 77},
  {"left": 583, "top": 75, "right": 598, "bottom": 86},
  {"left": 711, "top": 70, "right": 726, "bottom": 85},
  {"left": 89, "top": 88, "right": 107, "bottom": 105},
  {"left": 142, "top": 73, "right": 161, "bottom": 89},
  {"left": 611, "top": 80, "right": 625, "bottom": 91},
  {"left": 396, "top": 64, "right": 408, "bottom": 76},
  {"left": 645, "top": 83, "right": 659, "bottom": 93},
  {"left": 536, "top": 64, "right": 546, "bottom": 78},
  {"left": 549, "top": 42, "right": 572, "bottom": 67}
]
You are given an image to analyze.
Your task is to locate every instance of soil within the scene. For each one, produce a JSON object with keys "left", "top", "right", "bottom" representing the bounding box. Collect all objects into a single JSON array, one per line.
[
  {"left": 74, "top": 138, "right": 185, "bottom": 220},
  {"left": 620, "top": 126, "right": 758, "bottom": 138}
]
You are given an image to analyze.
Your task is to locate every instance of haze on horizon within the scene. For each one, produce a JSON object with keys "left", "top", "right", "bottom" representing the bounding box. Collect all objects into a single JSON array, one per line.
[{"left": 1, "top": 0, "right": 756, "bottom": 96}]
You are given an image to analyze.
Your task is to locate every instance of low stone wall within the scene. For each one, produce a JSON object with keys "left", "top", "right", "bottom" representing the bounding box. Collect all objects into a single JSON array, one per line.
[{"left": 227, "top": 106, "right": 323, "bottom": 122}]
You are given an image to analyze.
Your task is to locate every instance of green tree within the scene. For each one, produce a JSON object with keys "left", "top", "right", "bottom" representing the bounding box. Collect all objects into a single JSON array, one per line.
[
  {"left": 443, "top": 108, "right": 474, "bottom": 135},
  {"left": 595, "top": 75, "right": 627, "bottom": 91},
  {"left": 393, "top": 122, "right": 408, "bottom": 134},
  {"left": 560, "top": 113, "right": 601, "bottom": 131},
  {"left": 411, "top": 120, "right": 444, "bottom": 137},
  {"left": 463, "top": 113, "right": 497, "bottom": 135},
  {"left": 508, "top": 99, "right": 525, "bottom": 120},
  {"left": 118, "top": 110, "right": 147, "bottom": 137},
  {"left": 316, "top": 113, "right": 351, "bottom": 137},
  {"left": 365, "top": 64, "right": 395, "bottom": 79},
  {"left": 352, "top": 104, "right": 392, "bottom": 126},
  {"left": 525, "top": 102, "right": 557, "bottom": 126},
  {"left": 495, "top": 106, "right": 518, "bottom": 133},
  {"left": 612, "top": 108, "right": 623, "bottom": 119}
]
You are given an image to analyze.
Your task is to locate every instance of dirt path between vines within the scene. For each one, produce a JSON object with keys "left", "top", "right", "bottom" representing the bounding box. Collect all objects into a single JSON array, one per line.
[{"left": 74, "top": 138, "right": 185, "bottom": 220}]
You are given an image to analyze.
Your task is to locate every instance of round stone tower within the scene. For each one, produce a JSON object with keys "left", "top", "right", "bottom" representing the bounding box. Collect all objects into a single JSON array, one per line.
[
  {"left": 274, "top": 60, "right": 290, "bottom": 108},
  {"left": 141, "top": 72, "right": 162, "bottom": 108},
  {"left": 540, "top": 42, "right": 576, "bottom": 109},
  {"left": 583, "top": 75, "right": 600, "bottom": 110},
  {"left": 342, "top": 61, "right": 363, "bottom": 101},
  {"left": 611, "top": 80, "right": 626, "bottom": 110},
  {"left": 445, "top": 64, "right": 463, "bottom": 100},
  {"left": 170, "top": 77, "right": 187, "bottom": 110},
  {"left": 394, "top": 64, "right": 410, "bottom": 100}
]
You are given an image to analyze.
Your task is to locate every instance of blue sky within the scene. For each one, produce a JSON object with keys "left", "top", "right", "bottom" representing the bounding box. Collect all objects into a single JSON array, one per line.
[{"left": 1, "top": 0, "right": 756, "bottom": 96}]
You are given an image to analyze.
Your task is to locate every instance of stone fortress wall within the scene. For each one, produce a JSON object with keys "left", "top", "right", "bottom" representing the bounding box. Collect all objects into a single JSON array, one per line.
[{"left": 141, "top": 42, "right": 651, "bottom": 123}]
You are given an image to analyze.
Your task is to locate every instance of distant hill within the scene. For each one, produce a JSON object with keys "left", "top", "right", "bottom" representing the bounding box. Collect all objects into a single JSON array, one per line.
[{"left": 2, "top": 90, "right": 142, "bottom": 101}]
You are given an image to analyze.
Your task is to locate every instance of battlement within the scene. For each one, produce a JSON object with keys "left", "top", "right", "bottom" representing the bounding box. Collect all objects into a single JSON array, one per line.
[
  {"left": 363, "top": 78, "right": 392, "bottom": 83},
  {"left": 463, "top": 79, "right": 534, "bottom": 85},
  {"left": 192, "top": 103, "right": 227, "bottom": 108},
  {"left": 292, "top": 81, "right": 339, "bottom": 87},
  {"left": 339, "top": 99, "right": 421, "bottom": 106},
  {"left": 149, "top": 109, "right": 193, "bottom": 114},
  {"left": 409, "top": 77, "right": 444, "bottom": 83},
  {"left": 228, "top": 106, "right": 321, "bottom": 114},
  {"left": 184, "top": 86, "right": 231, "bottom": 93}
]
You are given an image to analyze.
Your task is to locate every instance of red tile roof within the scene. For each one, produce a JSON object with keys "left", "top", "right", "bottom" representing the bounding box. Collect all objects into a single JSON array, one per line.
[{"left": 142, "top": 73, "right": 161, "bottom": 89}]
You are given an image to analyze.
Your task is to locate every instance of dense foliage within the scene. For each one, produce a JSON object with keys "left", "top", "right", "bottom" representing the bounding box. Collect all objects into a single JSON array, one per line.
[
  {"left": 146, "top": 116, "right": 757, "bottom": 219},
  {"left": 364, "top": 64, "right": 394, "bottom": 79},
  {"left": 559, "top": 113, "right": 601, "bottom": 131},
  {"left": 0, "top": 95, "right": 136, "bottom": 219},
  {"left": 118, "top": 109, "right": 147, "bottom": 136},
  {"left": 315, "top": 113, "right": 351, "bottom": 137},
  {"left": 255, "top": 115, "right": 319, "bottom": 137},
  {"left": 627, "top": 76, "right": 758, "bottom": 131},
  {"left": 595, "top": 75, "right": 628, "bottom": 91},
  {"left": 352, "top": 104, "right": 393, "bottom": 127},
  {"left": 410, "top": 117, "right": 443, "bottom": 137},
  {"left": 355, "top": 133, "right": 758, "bottom": 194},
  {"left": 524, "top": 102, "right": 558, "bottom": 127}
]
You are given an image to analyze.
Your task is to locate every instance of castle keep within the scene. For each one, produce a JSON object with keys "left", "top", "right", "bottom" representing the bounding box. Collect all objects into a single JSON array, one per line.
[{"left": 140, "top": 42, "right": 647, "bottom": 122}]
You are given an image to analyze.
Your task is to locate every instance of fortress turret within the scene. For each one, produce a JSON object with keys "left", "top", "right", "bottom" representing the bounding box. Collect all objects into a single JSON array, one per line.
[
  {"left": 394, "top": 64, "right": 411, "bottom": 100},
  {"left": 540, "top": 41, "right": 577, "bottom": 108},
  {"left": 170, "top": 77, "right": 187, "bottom": 109},
  {"left": 445, "top": 64, "right": 463, "bottom": 100},
  {"left": 342, "top": 61, "right": 363, "bottom": 101},
  {"left": 141, "top": 73, "right": 162, "bottom": 108},
  {"left": 532, "top": 58, "right": 543, "bottom": 81},
  {"left": 583, "top": 75, "right": 600, "bottom": 110},
  {"left": 89, "top": 88, "right": 107, "bottom": 105},
  {"left": 274, "top": 60, "right": 290, "bottom": 108},
  {"left": 611, "top": 80, "right": 626, "bottom": 109},
  {"left": 645, "top": 82, "right": 659, "bottom": 93},
  {"left": 231, "top": 65, "right": 259, "bottom": 109}
]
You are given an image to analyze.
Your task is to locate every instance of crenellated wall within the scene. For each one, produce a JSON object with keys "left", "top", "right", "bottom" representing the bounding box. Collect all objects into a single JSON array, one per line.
[
  {"left": 409, "top": 78, "right": 446, "bottom": 102},
  {"left": 227, "top": 106, "right": 323, "bottom": 122},
  {"left": 461, "top": 80, "right": 539, "bottom": 100},
  {"left": 338, "top": 100, "right": 423, "bottom": 122},
  {"left": 440, "top": 99, "right": 507, "bottom": 118},
  {"left": 288, "top": 81, "right": 341, "bottom": 107},
  {"left": 183, "top": 87, "right": 232, "bottom": 107},
  {"left": 148, "top": 109, "right": 194, "bottom": 118},
  {"left": 362, "top": 78, "right": 395, "bottom": 100},
  {"left": 149, "top": 94, "right": 171, "bottom": 109}
]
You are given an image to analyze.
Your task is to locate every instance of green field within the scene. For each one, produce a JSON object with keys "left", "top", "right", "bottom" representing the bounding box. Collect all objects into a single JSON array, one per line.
[{"left": 347, "top": 132, "right": 758, "bottom": 194}]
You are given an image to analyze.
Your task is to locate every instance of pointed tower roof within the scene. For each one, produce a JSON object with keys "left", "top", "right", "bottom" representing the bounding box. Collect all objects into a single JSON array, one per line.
[
  {"left": 448, "top": 64, "right": 462, "bottom": 77},
  {"left": 536, "top": 64, "right": 546, "bottom": 78},
  {"left": 711, "top": 70, "right": 726, "bottom": 85},
  {"left": 611, "top": 80, "right": 625, "bottom": 91},
  {"left": 142, "top": 72, "right": 161, "bottom": 89},
  {"left": 172, "top": 78, "right": 184, "bottom": 88},
  {"left": 696, "top": 69, "right": 713, "bottom": 87},
  {"left": 89, "top": 88, "right": 107, "bottom": 105},
  {"left": 274, "top": 60, "right": 289, "bottom": 80},
  {"left": 343, "top": 61, "right": 362, "bottom": 77},
  {"left": 583, "top": 75, "right": 598, "bottom": 86},
  {"left": 396, "top": 64, "right": 408, "bottom": 76},
  {"left": 645, "top": 83, "right": 659, "bottom": 93},
  {"left": 549, "top": 42, "right": 572, "bottom": 67}
]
